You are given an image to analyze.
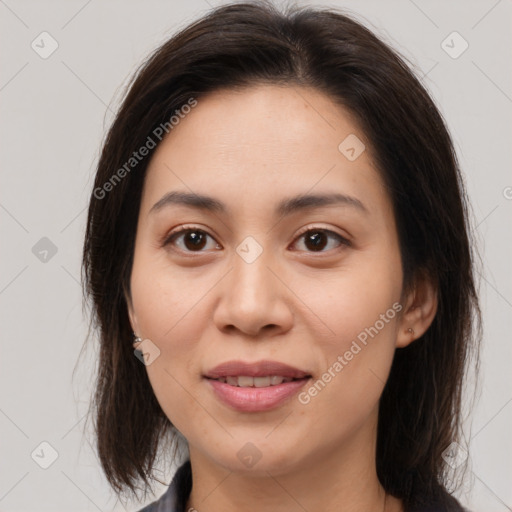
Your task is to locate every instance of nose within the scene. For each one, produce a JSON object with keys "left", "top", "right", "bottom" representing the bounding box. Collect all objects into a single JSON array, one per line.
[{"left": 212, "top": 246, "right": 294, "bottom": 338}]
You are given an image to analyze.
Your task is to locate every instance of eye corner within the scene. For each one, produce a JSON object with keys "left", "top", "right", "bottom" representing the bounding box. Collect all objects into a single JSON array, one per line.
[
  {"left": 290, "top": 226, "right": 352, "bottom": 254},
  {"left": 160, "top": 225, "right": 222, "bottom": 255}
]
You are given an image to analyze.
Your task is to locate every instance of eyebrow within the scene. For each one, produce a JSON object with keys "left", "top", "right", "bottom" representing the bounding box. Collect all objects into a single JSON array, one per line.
[{"left": 149, "top": 190, "right": 368, "bottom": 217}]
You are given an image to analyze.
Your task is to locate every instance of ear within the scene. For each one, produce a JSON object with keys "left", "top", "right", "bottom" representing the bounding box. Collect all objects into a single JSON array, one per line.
[
  {"left": 125, "top": 288, "right": 142, "bottom": 350},
  {"left": 396, "top": 271, "right": 438, "bottom": 348}
]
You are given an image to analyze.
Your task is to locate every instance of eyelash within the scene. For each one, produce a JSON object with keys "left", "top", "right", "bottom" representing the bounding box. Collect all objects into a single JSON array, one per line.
[{"left": 162, "top": 224, "right": 351, "bottom": 255}]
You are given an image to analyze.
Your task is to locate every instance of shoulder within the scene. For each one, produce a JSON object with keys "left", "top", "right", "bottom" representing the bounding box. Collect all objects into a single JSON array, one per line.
[
  {"left": 134, "top": 459, "right": 192, "bottom": 512},
  {"left": 412, "top": 507, "right": 473, "bottom": 512},
  {"left": 408, "top": 494, "right": 473, "bottom": 512}
]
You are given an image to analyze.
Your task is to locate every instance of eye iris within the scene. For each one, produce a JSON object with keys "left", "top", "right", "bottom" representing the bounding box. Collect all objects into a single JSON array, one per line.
[
  {"left": 184, "top": 231, "right": 206, "bottom": 251},
  {"left": 171, "top": 228, "right": 342, "bottom": 253},
  {"left": 305, "top": 231, "right": 327, "bottom": 251}
]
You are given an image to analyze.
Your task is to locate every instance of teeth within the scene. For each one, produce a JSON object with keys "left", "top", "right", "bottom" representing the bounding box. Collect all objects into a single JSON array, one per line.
[{"left": 214, "top": 375, "right": 296, "bottom": 387}]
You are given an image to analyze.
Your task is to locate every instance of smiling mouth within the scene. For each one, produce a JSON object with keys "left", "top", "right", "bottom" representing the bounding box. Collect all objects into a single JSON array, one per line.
[
  {"left": 204, "top": 374, "right": 312, "bottom": 412},
  {"left": 205, "top": 375, "right": 310, "bottom": 387}
]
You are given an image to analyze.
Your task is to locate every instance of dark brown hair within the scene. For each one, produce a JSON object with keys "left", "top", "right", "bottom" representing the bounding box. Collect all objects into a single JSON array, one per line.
[{"left": 81, "top": 1, "right": 481, "bottom": 510}]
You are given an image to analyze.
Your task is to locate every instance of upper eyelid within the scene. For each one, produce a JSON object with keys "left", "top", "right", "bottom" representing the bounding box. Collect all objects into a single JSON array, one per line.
[
  {"left": 164, "top": 224, "right": 350, "bottom": 250},
  {"left": 294, "top": 224, "right": 349, "bottom": 240}
]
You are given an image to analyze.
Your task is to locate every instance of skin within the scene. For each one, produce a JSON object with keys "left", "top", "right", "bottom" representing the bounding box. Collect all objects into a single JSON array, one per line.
[{"left": 127, "top": 85, "right": 437, "bottom": 512}]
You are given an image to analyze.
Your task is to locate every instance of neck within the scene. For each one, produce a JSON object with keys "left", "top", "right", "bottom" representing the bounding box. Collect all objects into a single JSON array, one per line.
[{"left": 184, "top": 411, "right": 401, "bottom": 512}]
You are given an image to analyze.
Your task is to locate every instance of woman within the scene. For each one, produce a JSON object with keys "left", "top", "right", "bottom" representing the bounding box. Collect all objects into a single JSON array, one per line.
[{"left": 82, "top": 2, "right": 481, "bottom": 511}]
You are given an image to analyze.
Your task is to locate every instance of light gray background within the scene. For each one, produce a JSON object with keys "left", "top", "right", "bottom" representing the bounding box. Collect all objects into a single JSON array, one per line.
[{"left": 1, "top": 0, "right": 511, "bottom": 510}]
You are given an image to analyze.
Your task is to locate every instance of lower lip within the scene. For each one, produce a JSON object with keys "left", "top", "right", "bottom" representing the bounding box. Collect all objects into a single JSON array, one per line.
[{"left": 205, "top": 377, "right": 311, "bottom": 412}]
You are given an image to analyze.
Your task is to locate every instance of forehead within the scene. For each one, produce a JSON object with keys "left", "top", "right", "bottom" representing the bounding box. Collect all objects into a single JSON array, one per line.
[{"left": 140, "top": 84, "right": 388, "bottom": 218}]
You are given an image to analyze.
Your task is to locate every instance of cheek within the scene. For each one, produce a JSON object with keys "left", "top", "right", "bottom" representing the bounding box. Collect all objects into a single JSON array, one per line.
[
  {"left": 130, "top": 251, "right": 211, "bottom": 339},
  {"left": 296, "top": 249, "right": 402, "bottom": 347},
  {"left": 130, "top": 257, "right": 215, "bottom": 428},
  {"left": 294, "top": 253, "right": 402, "bottom": 417}
]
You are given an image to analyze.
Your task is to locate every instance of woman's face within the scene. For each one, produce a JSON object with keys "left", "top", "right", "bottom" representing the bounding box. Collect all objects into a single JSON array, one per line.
[{"left": 128, "top": 84, "right": 413, "bottom": 475}]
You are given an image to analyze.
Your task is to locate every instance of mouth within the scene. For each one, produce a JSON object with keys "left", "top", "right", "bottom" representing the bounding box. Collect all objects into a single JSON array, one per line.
[
  {"left": 205, "top": 375, "right": 310, "bottom": 387},
  {"left": 203, "top": 360, "right": 312, "bottom": 412},
  {"left": 204, "top": 359, "right": 311, "bottom": 380}
]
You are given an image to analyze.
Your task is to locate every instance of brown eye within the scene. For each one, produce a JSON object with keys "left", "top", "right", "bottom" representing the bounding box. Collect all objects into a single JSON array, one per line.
[
  {"left": 162, "top": 225, "right": 350, "bottom": 255},
  {"left": 163, "top": 227, "right": 220, "bottom": 253},
  {"left": 292, "top": 228, "right": 350, "bottom": 253}
]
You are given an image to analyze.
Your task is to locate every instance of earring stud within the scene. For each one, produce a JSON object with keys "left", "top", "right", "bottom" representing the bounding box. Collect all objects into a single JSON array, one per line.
[
  {"left": 133, "top": 332, "right": 142, "bottom": 344},
  {"left": 407, "top": 327, "right": 415, "bottom": 335}
]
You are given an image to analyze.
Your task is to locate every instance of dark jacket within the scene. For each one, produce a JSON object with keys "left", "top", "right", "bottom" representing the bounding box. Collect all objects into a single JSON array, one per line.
[
  {"left": 137, "top": 460, "right": 471, "bottom": 512},
  {"left": 138, "top": 459, "right": 192, "bottom": 512}
]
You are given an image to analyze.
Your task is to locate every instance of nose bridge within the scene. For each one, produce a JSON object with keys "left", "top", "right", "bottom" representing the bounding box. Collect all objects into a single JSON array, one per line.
[
  {"left": 231, "top": 235, "right": 277, "bottom": 307},
  {"left": 213, "top": 235, "right": 292, "bottom": 335}
]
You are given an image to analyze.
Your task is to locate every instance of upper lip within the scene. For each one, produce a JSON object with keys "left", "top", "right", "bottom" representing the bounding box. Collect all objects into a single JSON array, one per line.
[{"left": 204, "top": 360, "right": 311, "bottom": 379}]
